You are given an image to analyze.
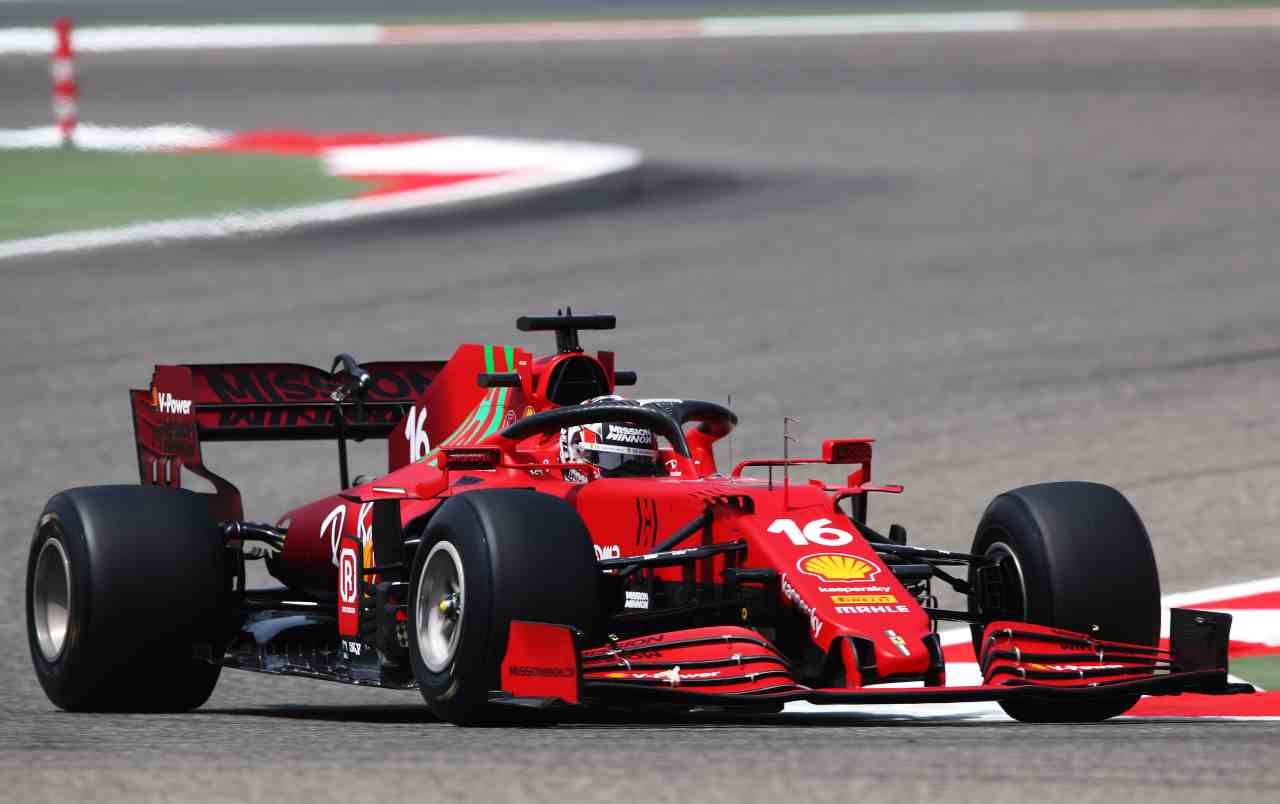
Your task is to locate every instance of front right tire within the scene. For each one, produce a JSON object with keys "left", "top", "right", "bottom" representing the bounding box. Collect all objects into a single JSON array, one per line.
[{"left": 968, "top": 481, "right": 1161, "bottom": 722}]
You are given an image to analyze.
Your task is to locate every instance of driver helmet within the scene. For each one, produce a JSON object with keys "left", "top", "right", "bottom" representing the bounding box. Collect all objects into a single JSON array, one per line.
[{"left": 559, "top": 396, "right": 661, "bottom": 478}]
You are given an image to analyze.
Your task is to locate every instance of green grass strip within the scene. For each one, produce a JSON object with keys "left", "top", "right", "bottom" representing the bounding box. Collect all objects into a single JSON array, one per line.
[
  {"left": 1231, "top": 655, "right": 1280, "bottom": 691},
  {"left": 0, "top": 148, "right": 359, "bottom": 242}
]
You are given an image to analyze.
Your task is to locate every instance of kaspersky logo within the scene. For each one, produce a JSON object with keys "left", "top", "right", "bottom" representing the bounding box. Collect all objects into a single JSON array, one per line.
[
  {"left": 797, "top": 553, "right": 883, "bottom": 583},
  {"left": 151, "top": 388, "right": 193, "bottom": 415}
]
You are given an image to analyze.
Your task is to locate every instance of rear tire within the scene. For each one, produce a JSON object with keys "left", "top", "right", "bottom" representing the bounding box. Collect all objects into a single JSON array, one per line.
[
  {"left": 26, "top": 486, "right": 231, "bottom": 712},
  {"left": 407, "top": 489, "right": 600, "bottom": 725},
  {"left": 968, "top": 482, "right": 1160, "bottom": 723}
]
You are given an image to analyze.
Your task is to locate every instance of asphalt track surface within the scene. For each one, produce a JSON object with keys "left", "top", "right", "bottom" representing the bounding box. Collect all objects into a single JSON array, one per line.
[{"left": 4, "top": 26, "right": 1280, "bottom": 804}]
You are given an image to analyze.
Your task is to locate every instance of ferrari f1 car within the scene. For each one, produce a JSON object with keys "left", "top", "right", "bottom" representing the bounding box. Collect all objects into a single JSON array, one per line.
[{"left": 26, "top": 312, "right": 1252, "bottom": 723}]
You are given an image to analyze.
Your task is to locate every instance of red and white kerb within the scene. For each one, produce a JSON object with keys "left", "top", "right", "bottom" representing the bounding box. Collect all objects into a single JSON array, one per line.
[{"left": 51, "top": 17, "right": 78, "bottom": 147}]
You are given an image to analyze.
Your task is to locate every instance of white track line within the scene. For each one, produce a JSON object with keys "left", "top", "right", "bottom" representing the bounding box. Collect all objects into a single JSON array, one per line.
[
  {"left": 4, "top": 9, "right": 1280, "bottom": 56},
  {"left": 937, "top": 575, "right": 1280, "bottom": 648},
  {"left": 0, "top": 24, "right": 379, "bottom": 54},
  {"left": 0, "top": 123, "right": 229, "bottom": 150},
  {"left": 1163, "top": 575, "right": 1280, "bottom": 608},
  {"left": 700, "top": 11, "right": 1023, "bottom": 38}
]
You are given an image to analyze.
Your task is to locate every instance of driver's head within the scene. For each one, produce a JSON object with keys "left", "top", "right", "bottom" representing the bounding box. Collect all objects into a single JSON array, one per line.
[{"left": 559, "top": 397, "right": 661, "bottom": 478}]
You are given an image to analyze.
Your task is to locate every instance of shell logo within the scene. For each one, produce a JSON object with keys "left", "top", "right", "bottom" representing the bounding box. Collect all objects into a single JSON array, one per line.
[{"left": 797, "top": 553, "right": 882, "bottom": 583}]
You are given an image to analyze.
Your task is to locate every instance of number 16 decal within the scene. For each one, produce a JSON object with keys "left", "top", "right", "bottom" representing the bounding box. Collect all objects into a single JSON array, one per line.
[{"left": 767, "top": 517, "right": 854, "bottom": 546}]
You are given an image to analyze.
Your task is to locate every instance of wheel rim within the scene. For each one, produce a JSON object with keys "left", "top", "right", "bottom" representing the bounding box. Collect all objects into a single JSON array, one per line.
[
  {"left": 32, "top": 536, "right": 72, "bottom": 662},
  {"left": 416, "top": 541, "right": 465, "bottom": 673},
  {"left": 983, "top": 540, "right": 1028, "bottom": 621}
]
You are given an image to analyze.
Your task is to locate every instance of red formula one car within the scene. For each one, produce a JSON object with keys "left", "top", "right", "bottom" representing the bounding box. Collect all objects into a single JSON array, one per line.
[{"left": 26, "top": 313, "right": 1251, "bottom": 723}]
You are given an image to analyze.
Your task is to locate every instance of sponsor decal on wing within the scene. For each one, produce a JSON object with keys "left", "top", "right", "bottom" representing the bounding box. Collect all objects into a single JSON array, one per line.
[
  {"left": 582, "top": 633, "right": 668, "bottom": 662},
  {"left": 831, "top": 594, "right": 897, "bottom": 604},
  {"left": 152, "top": 388, "right": 193, "bottom": 415},
  {"left": 1027, "top": 663, "right": 1128, "bottom": 673},
  {"left": 508, "top": 665, "right": 576, "bottom": 677},
  {"left": 604, "top": 667, "right": 719, "bottom": 686},
  {"left": 781, "top": 573, "right": 823, "bottom": 638},
  {"left": 797, "top": 553, "right": 883, "bottom": 583}
]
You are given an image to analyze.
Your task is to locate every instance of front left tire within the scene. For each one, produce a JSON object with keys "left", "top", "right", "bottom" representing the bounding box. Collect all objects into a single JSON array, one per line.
[{"left": 407, "top": 489, "right": 600, "bottom": 725}]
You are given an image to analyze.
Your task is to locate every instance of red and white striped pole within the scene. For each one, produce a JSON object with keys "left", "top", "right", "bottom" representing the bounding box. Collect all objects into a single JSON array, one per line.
[{"left": 51, "top": 17, "right": 78, "bottom": 148}]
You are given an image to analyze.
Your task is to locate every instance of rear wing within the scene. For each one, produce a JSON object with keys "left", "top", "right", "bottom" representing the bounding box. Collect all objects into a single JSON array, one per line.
[
  {"left": 131, "top": 361, "right": 443, "bottom": 518},
  {"left": 133, "top": 361, "right": 441, "bottom": 442}
]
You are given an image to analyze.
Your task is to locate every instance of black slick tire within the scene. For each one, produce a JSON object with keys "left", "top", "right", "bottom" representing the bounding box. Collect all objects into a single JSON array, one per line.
[
  {"left": 968, "top": 481, "right": 1160, "bottom": 723},
  {"left": 26, "top": 485, "right": 231, "bottom": 712},
  {"left": 407, "top": 489, "right": 599, "bottom": 725}
]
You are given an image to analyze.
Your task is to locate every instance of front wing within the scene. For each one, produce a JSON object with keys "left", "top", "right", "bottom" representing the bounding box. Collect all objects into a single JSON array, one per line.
[{"left": 495, "top": 609, "right": 1253, "bottom": 710}]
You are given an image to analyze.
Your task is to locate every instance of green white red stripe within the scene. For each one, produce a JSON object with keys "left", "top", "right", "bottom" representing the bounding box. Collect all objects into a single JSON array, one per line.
[{"left": 423, "top": 345, "right": 515, "bottom": 467}]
